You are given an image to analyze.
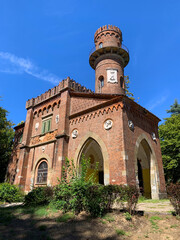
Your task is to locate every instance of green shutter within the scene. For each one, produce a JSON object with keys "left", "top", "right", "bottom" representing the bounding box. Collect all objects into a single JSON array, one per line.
[
  {"left": 47, "top": 119, "right": 51, "bottom": 132},
  {"left": 42, "top": 121, "right": 46, "bottom": 134},
  {"left": 42, "top": 119, "right": 51, "bottom": 134}
]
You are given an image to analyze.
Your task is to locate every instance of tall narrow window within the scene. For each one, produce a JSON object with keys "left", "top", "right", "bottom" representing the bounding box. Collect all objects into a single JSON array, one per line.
[
  {"left": 36, "top": 161, "right": 48, "bottom": 184},
  {"left": 120, "top": 76, "right": 124, "bottom": 88},
  {"left": 98, "top": 75, "right": 104, "bottom": 93},
  {"left": 42, "top": 118, "right": 51, "bottom": 134},
  {"left": 99, "top": 42, "right": 103, "bottom": 48}
]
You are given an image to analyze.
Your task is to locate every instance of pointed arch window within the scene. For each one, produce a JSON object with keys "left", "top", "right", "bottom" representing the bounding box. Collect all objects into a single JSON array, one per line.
[{"left": 36, "top": 161, "right": 48, "bottom": 184}]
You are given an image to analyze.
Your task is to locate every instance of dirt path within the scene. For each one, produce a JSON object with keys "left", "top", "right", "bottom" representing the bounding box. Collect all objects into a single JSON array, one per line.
[{"left": 0, "top": 201, "right": 179, "bottom": 240}]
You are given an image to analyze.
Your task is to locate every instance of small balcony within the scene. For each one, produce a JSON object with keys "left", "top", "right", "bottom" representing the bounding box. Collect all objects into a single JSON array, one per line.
[
  {"left": 89, "top": 44, "right": 129, "bottom": 57},
  {"left": 89, "top": 44, "right": 129, "bottom": 69}
]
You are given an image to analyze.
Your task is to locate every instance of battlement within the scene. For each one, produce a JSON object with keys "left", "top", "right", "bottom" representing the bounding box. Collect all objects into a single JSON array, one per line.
[
  {"left": 94, "top": 25, "right": 122, "bottom": 40},
  {"left": 26, "top": 77, "right": 93, "bottom": 109}
]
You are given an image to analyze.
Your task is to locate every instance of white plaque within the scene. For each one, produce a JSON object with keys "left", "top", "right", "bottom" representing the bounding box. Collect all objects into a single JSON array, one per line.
[
  {"left": 107, "top": 69, "right": 118, "bottom": 83},
  {"left": 72, "top": 129, "right": 78, "bottom": 138},
  {"left": 56, "top": 115, "right": 59, "bottom": 123},
  {"left": 35, "top": 122, "right": 39, "bottom": 131},
  {"left": 104, "top": 119, "right": 113, "bottom": 130}
]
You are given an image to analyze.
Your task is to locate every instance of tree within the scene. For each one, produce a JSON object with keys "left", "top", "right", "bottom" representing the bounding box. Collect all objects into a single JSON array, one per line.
[
  {"left": 159, "top": 102, "right": 180, "bottom": 183},
  {"left": 124, "top": 76, "right": 135, "bottom": 100},
  {"left": 167, "top": 99, "right": 180, "bottom": 115},
  {"left": 0, "top": 104, "right": 14, "bottom": 182}
]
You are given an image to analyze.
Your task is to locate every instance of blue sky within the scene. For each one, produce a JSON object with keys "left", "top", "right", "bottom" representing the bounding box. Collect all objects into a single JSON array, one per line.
[{"left": 0, "top": 0, "right": 180, "bottom": 126}]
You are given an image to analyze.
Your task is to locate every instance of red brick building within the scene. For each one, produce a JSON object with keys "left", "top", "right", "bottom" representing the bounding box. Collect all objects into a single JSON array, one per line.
[{"left": 7, "top": 25, "right": 166, "bottom": 199}]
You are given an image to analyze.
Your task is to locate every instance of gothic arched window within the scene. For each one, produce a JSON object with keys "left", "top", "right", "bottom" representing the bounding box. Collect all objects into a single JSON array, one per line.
[{"left": 36, "top": 161, "right": 48, "bottom": 184}]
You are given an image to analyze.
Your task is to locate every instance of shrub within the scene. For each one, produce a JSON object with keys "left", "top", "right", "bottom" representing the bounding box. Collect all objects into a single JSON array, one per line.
[
  {"left": 53, "top": 156, "right": 139, "bottom": 217},
  {"left": 24, "top": 186, "right": 53, "bottom": 206},
  {"left": 125, "top": 185, "right": 139, "bottom": 214},
  {"left": 53, "top": 156, "right": 93, "bottom": 213},
  {"left": 167, "top": 183, "right": 180, "bottom": 215},
  {"left": 0, "top": 182, "right": 24, "bottom": 203}
]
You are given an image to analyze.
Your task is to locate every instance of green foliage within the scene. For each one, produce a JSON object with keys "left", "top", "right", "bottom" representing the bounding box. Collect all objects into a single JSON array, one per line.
[
  {"left": 0, "top": 182, "right": 24, "bottom": 203},
  {"left": 53, "top": 156, "right": 139, "bottom": 217},
  {"left": 124, "top": 212, "right": 132, "bottom": 221},
  {"left": 56, "top": 212, "right": 74, "bottom": 223},
  {"left": 24, "top": 186, "right": 53, "bottom": 206},
  {"left": 17, "top": 121, "right": 24, "bottom": 126},
  {"left": 102, "top": 214, "right": 115, "bottom": 222},
  {"left": 167, "top": 183, "right": 180, "bottom": 215},
  {"left": 124, "top": 76, "right": 135, "bottom": 100},
  {"left": 159, "top": 114, "right": 180, "bottom": 183},
  {"left": 116, "top": 229, "right": 126, "bottom": 236},
  {"left": 167, "top": 99, "right": 180, "bottom": 115},
  {"left": 0, "top": 104, "right": 14, "bottom": 182},
  {"left": 54, "top": 156, "right": 96, "bottom": 214}
]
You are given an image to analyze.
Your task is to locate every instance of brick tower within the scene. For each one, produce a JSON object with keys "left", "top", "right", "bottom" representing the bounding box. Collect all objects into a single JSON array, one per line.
[{"left": 89, "top": 25, "right": 129, "bottom": 94}]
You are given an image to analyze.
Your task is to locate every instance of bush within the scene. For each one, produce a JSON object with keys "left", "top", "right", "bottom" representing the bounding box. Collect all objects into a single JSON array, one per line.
[
  {"left": 24, "top": 186, "right": 53, "bottom": 206},
  {"left": 53, "top": 156, "right": 139, "bottom": 217},
  {"left": 167, "top": 183, "right": 180, "bottom": 215},
  {"left": 125, "top": 185, "right": 139, "bottom": 214},
  {"left": 0, "top": 182, "right": 24, "bottom": 203},
  {"left": 53, "top": 156, "right": 95, "bottom": 214}
]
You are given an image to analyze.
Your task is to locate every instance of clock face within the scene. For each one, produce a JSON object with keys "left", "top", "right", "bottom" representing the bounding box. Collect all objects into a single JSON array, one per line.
[{"left": 107, "top": 69, "right": 118, "bottom": 83}]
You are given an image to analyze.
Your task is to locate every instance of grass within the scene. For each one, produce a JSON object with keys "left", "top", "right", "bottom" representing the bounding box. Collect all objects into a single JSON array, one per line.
[
  {"left": 138, "top": 196, "right": 169, "bottom": 203},
  {"left": 116, "top": 229, "right": 126, "bottom": 236},
  {"left": 124, "top": 212, "right": 132, "bottom": 221},
  {"left": 56, "top": 212, "right": 74, "bottom": 223},
  {"left": 0, "top": 207, "right": 15, "bottom": 225},
  {"left": 149, "top": 216, "right": 162, "bottom": 231},
  {"left": 102, "top": 214, "right": 115, "bottom": 222},
  {"left": 170, "top": 224, "right": 178, "bottom": 228}
]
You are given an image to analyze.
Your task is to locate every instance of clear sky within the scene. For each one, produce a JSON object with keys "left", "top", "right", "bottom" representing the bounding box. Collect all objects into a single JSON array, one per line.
[{"left": 0, "top": 0, "right": 179, "bottom": 126}]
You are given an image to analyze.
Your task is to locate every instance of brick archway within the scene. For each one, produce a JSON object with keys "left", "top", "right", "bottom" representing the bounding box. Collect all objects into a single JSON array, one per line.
[
  {"left": 74, "top": 131, "right": 110, "bottom": 185},
  {"left": 134, "top": 133, "right": 160, "bottom": 199}
]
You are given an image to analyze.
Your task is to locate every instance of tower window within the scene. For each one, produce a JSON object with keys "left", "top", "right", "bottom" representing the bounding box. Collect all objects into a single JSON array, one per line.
[
  {"left": 99, "top": 42, "right": 103, "bottom": 48},
  {"left": 99, "top": 76, "right": 104, "bottom": 88},
  {"left": 120, "top": 76, "right": 124, "bottom": 88},
  {"left": 36, "top": 161, "right": 48, "bottom": 184},
  {"left": 42, "top": 117, "right": 51, "bottom": 134}
]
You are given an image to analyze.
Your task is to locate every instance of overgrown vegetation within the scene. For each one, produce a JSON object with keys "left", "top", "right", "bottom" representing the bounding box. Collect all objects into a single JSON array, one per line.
[
  {"left": 23, "top": 156, "right": 139, "bottom": 217},
  {"left": 0, "top": 182, "right": 24, "bottom": 203},
  {"left": 24, "top": 186, "right": 53, "bottom": 206},
  {"left": 159, "top": 99, "right": 180, "bottom": 183},
  {"left": 0, "top": 101, "right": 14, "bottom": 182},
  {"left": 167, "top": 183, "right": 180, "bottom": 215}
]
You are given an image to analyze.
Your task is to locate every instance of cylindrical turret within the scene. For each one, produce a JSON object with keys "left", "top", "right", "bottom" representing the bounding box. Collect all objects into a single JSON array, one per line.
[{"left": 89, "top": 25, "right": 129, "bottom": 95}]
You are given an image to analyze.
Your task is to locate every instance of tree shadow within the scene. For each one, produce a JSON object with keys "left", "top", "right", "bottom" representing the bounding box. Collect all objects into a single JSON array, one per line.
[{"left": 0, "top": 206, "right": 123, "bottom": 240}]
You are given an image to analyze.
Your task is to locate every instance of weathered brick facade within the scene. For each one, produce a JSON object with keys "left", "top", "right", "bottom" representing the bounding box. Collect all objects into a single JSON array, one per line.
[{"left": 7, "top": 25, "right": 166, "bottom": 199}]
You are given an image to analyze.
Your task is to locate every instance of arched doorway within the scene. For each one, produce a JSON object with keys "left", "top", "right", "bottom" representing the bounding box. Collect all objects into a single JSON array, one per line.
[
  {"left": 137, "top": 139, "right": 151, "bottom": 198},
  {"left": 79, "top": 138, "right": 104, "bottom": 184},
  {"left": 135, "top": 135, "right": 160, "bottom": 199}
]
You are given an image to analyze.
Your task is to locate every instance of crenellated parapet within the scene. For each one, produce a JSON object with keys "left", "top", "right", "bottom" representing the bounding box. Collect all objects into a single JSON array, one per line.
[
  {"left": 26, "top": 77, "right": 93, "bottom": 109},
  {"left": 94, "top": 25, "right": 122, "bottom": 43}
]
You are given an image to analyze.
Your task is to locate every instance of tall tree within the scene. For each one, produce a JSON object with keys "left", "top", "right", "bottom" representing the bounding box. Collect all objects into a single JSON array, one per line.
[
  {"left": 159, "top": 101, "right": 180, "bottom": 183},
  {"left": 0, "top": 104, "right": 14, "bottom": 182},
  {"left": 167, "top": 99, "right": 180, "bottom": 115}
]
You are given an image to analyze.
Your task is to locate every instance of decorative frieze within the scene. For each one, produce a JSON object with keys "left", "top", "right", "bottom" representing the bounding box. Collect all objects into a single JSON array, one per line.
[{"left": 30, "top": 130, "right": 58, "bottom": 146}]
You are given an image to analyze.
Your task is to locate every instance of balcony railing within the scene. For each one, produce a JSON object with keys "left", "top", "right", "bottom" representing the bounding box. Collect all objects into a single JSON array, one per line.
[{"left": 89, "top": 44, "right": 129, "bottom": 57}]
